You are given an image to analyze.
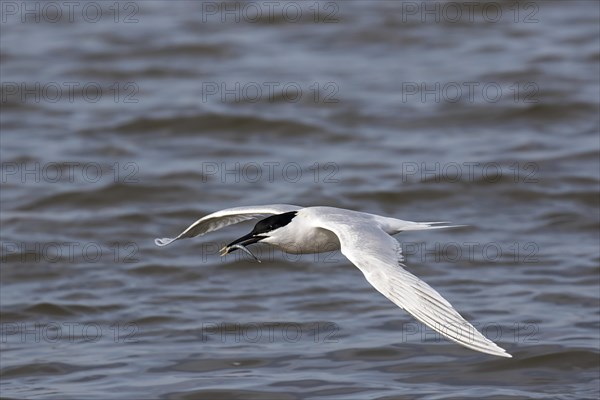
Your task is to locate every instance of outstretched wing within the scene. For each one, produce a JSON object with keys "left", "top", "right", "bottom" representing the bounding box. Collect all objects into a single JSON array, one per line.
[
  {"left": 318, "top": 215, "right": 511, "bottom": 358},
  {"left": 155, "top": 204, "right": 301, "bottom": 247}
]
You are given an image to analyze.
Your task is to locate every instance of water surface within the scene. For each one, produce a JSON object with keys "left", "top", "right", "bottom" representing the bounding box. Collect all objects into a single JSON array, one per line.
[{"left": 1, "top": 1, "right": 599, "bottom": 399}]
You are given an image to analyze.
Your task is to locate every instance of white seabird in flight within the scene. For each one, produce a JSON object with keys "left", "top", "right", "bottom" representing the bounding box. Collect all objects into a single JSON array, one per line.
[{"left": 155, "top": 204, "right": 511, "bottom": 358}]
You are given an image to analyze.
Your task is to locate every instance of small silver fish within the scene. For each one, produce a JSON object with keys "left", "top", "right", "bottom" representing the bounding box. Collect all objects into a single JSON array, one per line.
[{"left": 220, "top": 244, "right": 262, "bottom": 263}]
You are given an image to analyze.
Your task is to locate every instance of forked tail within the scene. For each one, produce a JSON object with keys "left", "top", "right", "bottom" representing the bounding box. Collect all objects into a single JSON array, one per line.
[
  {"left": 404, "top": 221, "right": 466, "bottom": 230},
  {"left": 384, "top": 219, "right": 466, "bottom": 233}
]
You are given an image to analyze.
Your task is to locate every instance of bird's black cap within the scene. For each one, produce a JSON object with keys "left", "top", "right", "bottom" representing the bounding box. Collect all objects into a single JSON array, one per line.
[
  {"left": 251, "top": 211, "right": 298, "bottom": 235},
  {"left": 223, "top": 211, "right": 298, "bottom": 251}
]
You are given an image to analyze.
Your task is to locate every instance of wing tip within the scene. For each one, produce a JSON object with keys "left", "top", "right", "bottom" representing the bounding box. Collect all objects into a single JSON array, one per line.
[
  {"left": 469, "top": 340, "right": 513, "bottom": 358},
  {"left": 494, "top": 348, "right": 513, "bottom": 358},
  {"left": 451, "top": 339, "right": 513, "bottom": 358},
  {"left": 479, "top": 345, "right": 512, "bottom": 358},
  {"left": 155, "top": 237, "right": 176, "bottom": 247}
]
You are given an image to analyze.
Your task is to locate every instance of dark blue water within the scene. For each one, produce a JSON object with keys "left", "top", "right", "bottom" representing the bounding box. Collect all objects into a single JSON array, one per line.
[{"left": 1, "top": 1, "right": 599, "bottom": 399}]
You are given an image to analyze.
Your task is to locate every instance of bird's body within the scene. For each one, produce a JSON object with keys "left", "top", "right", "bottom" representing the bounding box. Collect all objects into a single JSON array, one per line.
[
  {"left": 261, "top": 208, "right": 341, "bottom": 254},
  {"left": 155, "top": 204, "right": 512, "bottom": 358},
  {"left": 259, "top": 207, "right": 446, "bottom": 253}
]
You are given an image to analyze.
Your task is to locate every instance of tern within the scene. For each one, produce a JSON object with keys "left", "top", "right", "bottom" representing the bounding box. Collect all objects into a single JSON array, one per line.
[{"left": 155, "top": 204, "right": 511, "bottom": 358}]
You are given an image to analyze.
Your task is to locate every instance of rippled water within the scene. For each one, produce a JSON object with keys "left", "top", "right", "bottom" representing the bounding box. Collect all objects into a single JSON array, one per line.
[{"left": 1, "top": 1, "right": 599, "bottom": 399}]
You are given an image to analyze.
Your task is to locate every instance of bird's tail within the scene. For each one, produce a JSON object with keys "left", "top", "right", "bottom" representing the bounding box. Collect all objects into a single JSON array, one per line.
[
  {"left": 404, "top": 221, "right": 466, "bottom": 231},
  {"left": 387, "top": 220, "right": 466, "bottom": 233}
]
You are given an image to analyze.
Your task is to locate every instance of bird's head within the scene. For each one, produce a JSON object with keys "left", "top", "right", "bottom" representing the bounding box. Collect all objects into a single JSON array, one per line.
[{"left": 219, "top": 211, "right": 298, "bottom": 260}]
